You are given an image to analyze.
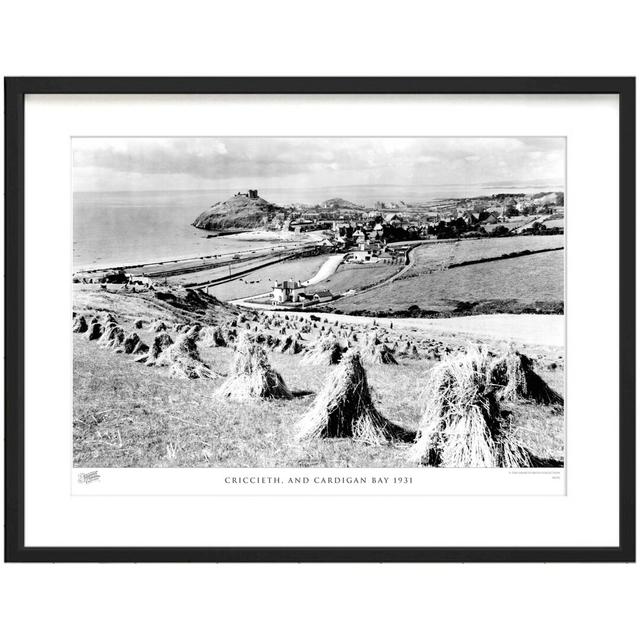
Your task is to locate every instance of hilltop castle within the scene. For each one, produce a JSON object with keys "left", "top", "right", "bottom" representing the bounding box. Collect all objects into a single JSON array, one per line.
[{"left": 235, "top": 189, "right": 259, "bottom": 199}]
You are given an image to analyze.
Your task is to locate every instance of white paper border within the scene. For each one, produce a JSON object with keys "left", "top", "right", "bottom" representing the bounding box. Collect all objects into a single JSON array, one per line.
[{"left": 24, "top": 93, "right": 618, "bottom": 547}]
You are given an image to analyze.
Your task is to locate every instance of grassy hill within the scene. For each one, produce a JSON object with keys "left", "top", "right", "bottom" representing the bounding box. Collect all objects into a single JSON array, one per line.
[
  {"left": 192, "top": 193, "right": 284, "bottom": 231},
  {"left": 73, "top": 284, "right": 235, "bottom": 326}
]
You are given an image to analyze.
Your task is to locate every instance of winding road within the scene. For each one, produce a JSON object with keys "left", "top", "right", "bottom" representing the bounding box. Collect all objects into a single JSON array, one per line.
[{"left": 229, "top": 243, "right": 424, "bottom": 309}]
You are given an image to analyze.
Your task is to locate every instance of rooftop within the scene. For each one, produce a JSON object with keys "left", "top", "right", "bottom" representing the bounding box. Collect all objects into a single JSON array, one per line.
[{"left": 272, "top": 279, "right": 304, "bottom": 290}]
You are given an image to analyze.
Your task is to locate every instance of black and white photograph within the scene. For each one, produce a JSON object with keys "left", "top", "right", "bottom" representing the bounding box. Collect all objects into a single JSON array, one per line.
[{"left": 72, "top": 136, "right": 566, "bottom": 470}]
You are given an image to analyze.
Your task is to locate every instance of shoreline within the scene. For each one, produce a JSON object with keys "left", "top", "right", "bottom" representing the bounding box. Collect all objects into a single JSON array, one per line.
[{"left": 73, "top": 230, "right": 322, "bottom": 273}]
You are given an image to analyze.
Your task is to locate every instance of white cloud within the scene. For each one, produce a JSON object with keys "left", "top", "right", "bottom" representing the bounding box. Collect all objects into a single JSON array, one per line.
[{"left": 72, "top": 137, "right": 565, "bottom": 191}]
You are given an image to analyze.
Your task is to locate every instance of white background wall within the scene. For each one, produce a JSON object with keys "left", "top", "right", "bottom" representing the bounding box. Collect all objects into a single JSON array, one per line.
[{"left": 1, "top": 1, "right": 637, "bottom": 638}]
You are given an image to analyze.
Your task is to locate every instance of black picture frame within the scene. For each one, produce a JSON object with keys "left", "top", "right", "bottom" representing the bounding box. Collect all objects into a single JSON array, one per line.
[{"left": 4, "top": 77, "right": 636, "bottom": 563}]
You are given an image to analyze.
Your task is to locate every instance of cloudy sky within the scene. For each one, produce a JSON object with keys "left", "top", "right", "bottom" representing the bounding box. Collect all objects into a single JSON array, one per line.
[{"left": 73, "top": 137, "right": 565, "bottom": 192}]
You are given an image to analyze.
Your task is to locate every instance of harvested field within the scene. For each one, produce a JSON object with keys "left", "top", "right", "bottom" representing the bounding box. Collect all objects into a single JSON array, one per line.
[{"left": 73, "top": 306, "right": 564, "bottom": 468}]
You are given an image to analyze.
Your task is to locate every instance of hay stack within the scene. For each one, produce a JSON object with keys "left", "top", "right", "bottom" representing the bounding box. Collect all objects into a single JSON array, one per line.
[
  {"left": 408, "top": 345, "right": 420, "bottom": 359},
  {"left": 136, "top": 331, "right": 174, "bottom": 365},
  {"left": 362, "top": 335, "right": 397, "bottom": 365},
  {"left": 155, "top": 332, "right": 219, "bottom": 379},
  {"left": 215, "top": 333, "right": 292, "bottom": 401},
  {"left": 180, "top": 324, "right": 199, "bottom": 339},
  {"left": 491, "top": 349, "right": 563, "bottom": 405},
  {"left": 302, "top": 336, "right": 343, "bottom": 365},
  {"left": 131, "top": 339, "right": 149, "bottom": 355},
  {"left": 98, "top": 325, "right": 125, "bottom": 350},
  {"left": 133, "top": 318, "right": 145, "bottom": 329},
  {"left": 72, "top": 315, "right": 88, "bottom": 333},
  {"left": 296, "top": 350, "right": 406, "bottom": 445},
  {"left": 409, "top": 347, "right": 531, "bottom": 468},
  {"left": 150, "top": 320, "right": 169, "bottom": 332},
  {"left": 265, "top": 333, "right": 281, "bottom": 349},
  {"left": 86, "top": 322, "right": 103, "bottom": 340},
  {"left": 199, "top": 325, "right": 227, "bottom": 348},
  {"left": 119, "top": 332, "right": 142, "bottom": 354},
  {"left": 367, "top": 343, "right": 398, "bottom": 365},
  {"left": 280, "top": 333, "right": 304, "bottom": 355},
  {"left": 398, "top": 341, "right": 420, "bottom": 359}
]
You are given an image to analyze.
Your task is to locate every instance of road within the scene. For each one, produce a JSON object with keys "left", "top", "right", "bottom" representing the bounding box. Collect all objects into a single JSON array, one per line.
[
  {"left": 302, "top": 254, "right": 344, "bottom": 286},
  {"left": 229, "top": 242, "right": 424, "bottom": 309}
]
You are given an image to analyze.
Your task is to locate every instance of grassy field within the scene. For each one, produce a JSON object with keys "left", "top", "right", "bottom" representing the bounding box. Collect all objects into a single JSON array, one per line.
[
  {"left": 407, "top": 235, "right": 564, "bottom": 275},
  {"left": 205, "top": 256, "right": 401, "bottom": 302},
  {"left": 334, "top": 250, "right": 564, "bottom": 314},
  {"left": 73, "top": 288, "right": 565, "bottom": 468},
  {"left": 314, "top": 262, "right": 401, "bottom": 295},
  {"left": 205, "top": 254, "right": 327, "bottom": 300}
]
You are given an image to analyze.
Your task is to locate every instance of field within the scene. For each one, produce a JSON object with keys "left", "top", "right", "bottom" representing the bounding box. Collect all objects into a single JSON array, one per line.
[
  {"left": 332, "top": 237, "right": 564, "bottom": 315},
  {"left": 312, "top": 262, "right": 401, "bottom": 294},
  {"left": 408, "top": 235, "right": 564, "bottom": 275},
  {"left": 205, "top": 254, "right": 327, "bottom": 300},
  {"left": 544, "top": 218, "right": 565, "bottom": 229},
  {"left": 73, "top": 287, "right": 565, "bottom": 468}
]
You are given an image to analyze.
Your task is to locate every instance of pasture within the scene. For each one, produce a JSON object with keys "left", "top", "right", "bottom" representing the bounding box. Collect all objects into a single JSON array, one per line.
[
  {"left": 314, "top": 262, "right": 401, "bottom": 295},
  {"left": 408, "top": 235, "right": 564, "bottom": 275},
  {"left": 333, "top": 244, "right": 564, "bottom": 315},
  {"left": 204, "top": 254, "right": 327, "bottom": 300}
]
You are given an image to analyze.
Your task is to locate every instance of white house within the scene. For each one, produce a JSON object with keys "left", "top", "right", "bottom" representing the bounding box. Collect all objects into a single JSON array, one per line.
[{"left": 271, "top": 279, "right": 304, "bottom": 304}]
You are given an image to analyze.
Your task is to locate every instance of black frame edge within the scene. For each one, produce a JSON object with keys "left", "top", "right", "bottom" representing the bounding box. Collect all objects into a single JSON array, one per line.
[
  {"left": 617, "top": 77, "right": 636, "bottom": 563},
  {"left": 5, "top": 77, "right": 26, "bottom": 563},
  {"left": 4, "top": 77, "right": 636, "bottom": 563}
]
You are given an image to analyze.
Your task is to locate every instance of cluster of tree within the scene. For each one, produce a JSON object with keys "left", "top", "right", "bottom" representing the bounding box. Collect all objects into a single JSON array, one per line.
[
  {"left": 382, "top": 224, "right": 421, "bottom": 242},
  {"left": 428, "top": 217, "right": 486, "bottom": 239},
  {"left": 520, "top": 222, "right": 563, "bottom": 236}
]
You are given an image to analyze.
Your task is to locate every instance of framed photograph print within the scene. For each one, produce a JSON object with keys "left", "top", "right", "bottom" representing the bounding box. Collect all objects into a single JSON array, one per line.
[{"left": 4, "top": 77, "right": 635, "bottom": 562}]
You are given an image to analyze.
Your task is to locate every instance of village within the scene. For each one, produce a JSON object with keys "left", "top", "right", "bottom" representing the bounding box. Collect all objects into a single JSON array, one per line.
[
  {"left": 282, "top": 190, "right": 564, "bottom": 242},
  {"left": 258, "top": 189, "right": 565, "bottom": 308},
  {"left": 73, "top": 188, "right": 564, "bottom": 313}
]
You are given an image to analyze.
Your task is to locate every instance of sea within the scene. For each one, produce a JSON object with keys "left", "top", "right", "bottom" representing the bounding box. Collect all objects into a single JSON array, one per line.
[{"left": 73, "top": 185, "right": 561, "bottom": 269}]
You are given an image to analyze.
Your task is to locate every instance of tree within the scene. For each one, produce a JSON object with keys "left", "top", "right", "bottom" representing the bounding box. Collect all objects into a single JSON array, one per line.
[{"left": 490, "top": 225, "right": 510, "bottom": 237}]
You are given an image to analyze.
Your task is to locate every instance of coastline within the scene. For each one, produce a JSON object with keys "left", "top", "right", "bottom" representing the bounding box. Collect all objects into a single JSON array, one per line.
[{"left": 73, "top": 229, "right": 322, "bottom": 273}]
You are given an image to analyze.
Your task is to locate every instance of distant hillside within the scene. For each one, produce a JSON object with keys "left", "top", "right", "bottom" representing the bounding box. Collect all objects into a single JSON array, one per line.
[
  {"left": 531, "top": 192, "right": 563, "bottom": 206},
  {"left": 193, "top": 193, "right": 284, "bottom": 231},
  {"left": 321, "top": 197, "right": 363, "bottom": 210}
]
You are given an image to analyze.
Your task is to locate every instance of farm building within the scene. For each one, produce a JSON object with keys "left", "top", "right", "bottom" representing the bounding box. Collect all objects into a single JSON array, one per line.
[{"left": 305, "top": 289, "right": 333, "bottom": 303}]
